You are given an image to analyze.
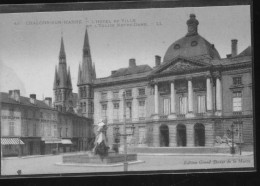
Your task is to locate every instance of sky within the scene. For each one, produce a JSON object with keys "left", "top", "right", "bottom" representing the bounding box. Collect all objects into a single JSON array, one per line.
[{"left": 0, "top": 5, "right": 251, "bottom": 99}]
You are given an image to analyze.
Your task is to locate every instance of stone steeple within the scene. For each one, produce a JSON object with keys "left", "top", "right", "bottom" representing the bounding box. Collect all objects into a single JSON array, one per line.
[
  {"left": 92, "top": 62, "right": 96, "bottom": 80},
  {"left": 53, "top": 36, "right": 73, "bottom": 112},
  {"left": 77, "top": 26, "right": 94, "bottom": 118},
  {"left": 78, "top": 26, "right": 93, "bottom": 85},
  {"left": 59, "top": 36, "right": 66, "bottom": 63},
  {"left": 53, "top": 65, "right": 58, "bottom": 89}
]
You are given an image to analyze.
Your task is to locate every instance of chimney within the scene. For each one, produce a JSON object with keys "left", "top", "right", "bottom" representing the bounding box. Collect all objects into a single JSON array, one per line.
[
  {"left": 111, "top": 70, "right": 117, "bottom": 75},
  {"left": 155, "top": 55, "right": 161, "bottom": 66},
  {"left": 231, "top": 39, "right": 238, "bottom": 57},
  {"left": 9, "top": 90, "right": 14, "bottom": 99},
  {"left": 30, "top": 94, "right": 36, "bottom": 104},
  {"left": 44, "top": 97, "right": 52, "bottom": 107},
  {"left": 129, "top": 58, "right": 136, "bottom": 68},
  {"left": 9, "top": 90, "right": 20, "bottom": 102}
]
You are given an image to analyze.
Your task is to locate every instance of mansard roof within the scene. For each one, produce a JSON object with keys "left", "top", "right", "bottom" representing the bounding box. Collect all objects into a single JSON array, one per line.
[
  {"left": 110, "top": 64, "right": 152, "bottom": 78},
  {"left": 0, "top": 92, "right": 53, "bottom": 110},
  {"left": 236, "top": 46, "right": 251, "bottom": 57}
]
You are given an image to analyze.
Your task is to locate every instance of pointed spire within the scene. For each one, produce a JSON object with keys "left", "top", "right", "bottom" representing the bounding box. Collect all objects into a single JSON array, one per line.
[
  {"left": 77, "top": 63, "right": 82, "bottom": 85},
  {"left": 80, "top": 26, "right": 93, "bottom": 84},
  {"left": 59, "top": 36, "right": 66, "bottom": 63},
  {"left": 92, "top": 62, "right": 96, "bottom": 80},
  {"left": 67, "top": 66, "right": 72, "bottom": 89},
  {"left": 83, "top": 26, "right": 90, "bottom": 51},
  {"left": 53, "top": 66, "right": 58, "bottom": 89}
]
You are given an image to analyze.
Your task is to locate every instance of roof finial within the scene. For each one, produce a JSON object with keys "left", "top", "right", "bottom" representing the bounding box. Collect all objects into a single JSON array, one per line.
[{"left": 186, "top": 14, "right": 199, "bottom": 37}]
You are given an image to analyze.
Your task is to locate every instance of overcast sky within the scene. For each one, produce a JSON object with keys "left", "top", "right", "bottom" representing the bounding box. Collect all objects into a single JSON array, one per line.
[{"left": 0, "top": 5, "right": 251, "bottom": 99}]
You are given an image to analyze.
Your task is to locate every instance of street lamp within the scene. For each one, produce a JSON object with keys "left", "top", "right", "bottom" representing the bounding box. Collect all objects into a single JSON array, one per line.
[
  {"left": 113, "top": 91, "right": 135, "bottom": 171},
  {"left": 230, "top": 123, "right": 235, "bottom": 154}
]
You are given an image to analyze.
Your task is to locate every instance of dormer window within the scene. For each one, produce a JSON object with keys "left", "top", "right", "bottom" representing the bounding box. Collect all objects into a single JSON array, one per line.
[{"left": 174, "top": 44, "right": 180, "bottom": 49}]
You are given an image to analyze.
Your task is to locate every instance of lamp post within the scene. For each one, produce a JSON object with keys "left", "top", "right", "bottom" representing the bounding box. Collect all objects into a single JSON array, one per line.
[
  {"left": 231, "top": 123, "right": 235, "bottom": 154},
  {"left": 113, "top": 91, "right": 135, "bottom": 172},
  {"left": 123, "top": 91, "right": 127, "bottom": 172}
]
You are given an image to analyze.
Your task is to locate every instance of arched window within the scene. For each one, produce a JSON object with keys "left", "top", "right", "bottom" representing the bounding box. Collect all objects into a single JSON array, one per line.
[
  {"left": 194, "top": 123, "right": 205, "bottom": 146},
  {"left": 159, "top": 124, "right": 169, "bottom": 147},
  {"left": 177, "top": 124, "right": 186, "bottom": 146}
]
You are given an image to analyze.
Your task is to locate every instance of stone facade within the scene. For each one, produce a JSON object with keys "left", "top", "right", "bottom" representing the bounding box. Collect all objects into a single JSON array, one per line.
[
  {"left": 92, "top": 14, "right": 253, "bottom": 150},
  {"left": 0, "top": 91, "right": 92, "bottom": 157}
]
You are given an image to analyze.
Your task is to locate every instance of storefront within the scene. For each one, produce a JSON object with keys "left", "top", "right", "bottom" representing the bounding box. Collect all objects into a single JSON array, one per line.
[
  {"left": 41, "top": 138, "right": 62, "bottom": 154},
  {"left": 59, "top": 138, "right": 73, "bottom": 153},
  {"left": 1, "top": 138, "right": 24, "bottom": 157}
]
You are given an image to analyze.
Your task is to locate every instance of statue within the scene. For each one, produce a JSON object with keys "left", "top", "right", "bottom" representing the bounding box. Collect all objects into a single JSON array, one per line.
[{"left": 92, "top": 119, "right": 110, "bottom": 160}]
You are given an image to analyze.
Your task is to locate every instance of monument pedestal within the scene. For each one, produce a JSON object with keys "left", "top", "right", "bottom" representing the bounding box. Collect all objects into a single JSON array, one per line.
[{"left": 62, "top": 151, "right": 137, "bottom": 164}]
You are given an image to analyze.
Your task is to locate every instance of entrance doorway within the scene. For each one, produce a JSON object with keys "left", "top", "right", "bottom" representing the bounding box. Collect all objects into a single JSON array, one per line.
[
  {"left": 159, "top": 125, "right": 169, "bottom": 147},
  {"left": 177, "top": 124, "right": 186, "bottom": 146},
  {"left": 194, "top": 123, "right": 205, "bottom": 146}
]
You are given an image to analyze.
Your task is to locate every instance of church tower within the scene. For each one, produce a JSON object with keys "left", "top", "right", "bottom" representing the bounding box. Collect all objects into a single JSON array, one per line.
[
  {"left": 77, "top": 27, "right": 96, "bottom": 118},
  {"left": 53, "top": 36, "right": 73, "bottom": 112}
]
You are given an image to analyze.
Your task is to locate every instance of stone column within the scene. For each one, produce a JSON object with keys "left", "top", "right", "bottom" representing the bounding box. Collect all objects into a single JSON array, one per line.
[
  {"left": 187, "top": 77, "right": 194, "bottom": 118},
  {"left": 154, "top": 83, "right": 159, "bottom": 114},
  {"left": 215, "top": 74, "right": 222, "bottom": 116},
  {"left": 168, "top": 80, "right": 176, "bottom": 119},
  {"left": 206, "top": 75, "right": 213, "bottom": 115},
  {"left": 153, "top": 82, "right": 160, "bottom": 120}
]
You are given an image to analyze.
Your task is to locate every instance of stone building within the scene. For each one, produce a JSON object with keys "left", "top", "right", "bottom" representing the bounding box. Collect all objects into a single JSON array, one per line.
[
  {"left": 0, "top": 90, "right": 92, "bottom": 157},
  {"left": 93, "top": 14, "right": 253, "bottom": 151}
]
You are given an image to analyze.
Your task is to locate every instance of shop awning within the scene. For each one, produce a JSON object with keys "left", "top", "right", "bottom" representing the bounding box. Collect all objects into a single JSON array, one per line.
[
  {"left": 1, "top": 138, "right": 24, "bottom": 145},
  {"left": 61, "top": 139, "right": 73, "bottom": 144},
  {"left": 43, "top": 139, "right": 62, "bottom": 144}
]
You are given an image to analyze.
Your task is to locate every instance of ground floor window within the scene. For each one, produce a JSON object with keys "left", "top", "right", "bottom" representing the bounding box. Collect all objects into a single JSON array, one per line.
[
  {"left": 160, "top": 125, "right": 169, "bottom": 147},
  {"left": 194, "top": 123, "right": 205, "bottom": 146},
  {"left": 126, "top": 127, "right": 134, "bottom": 145},
  {"left": 177, "top": 124, "right": 186, "bottom": 147}
]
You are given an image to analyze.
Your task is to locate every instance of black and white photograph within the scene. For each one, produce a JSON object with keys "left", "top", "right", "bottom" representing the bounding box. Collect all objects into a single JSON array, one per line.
[{"left": 0, "top": 1, "right": 254, "bottom": 177}]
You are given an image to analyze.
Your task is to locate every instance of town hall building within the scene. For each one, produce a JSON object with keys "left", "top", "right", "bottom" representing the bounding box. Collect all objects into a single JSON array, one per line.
[{"left": 92, "top": 14, "right": 253, "bottom": 150}]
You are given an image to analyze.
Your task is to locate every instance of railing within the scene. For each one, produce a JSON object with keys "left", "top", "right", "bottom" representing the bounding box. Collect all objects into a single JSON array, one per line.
[
  {"left": 196, "top": 112, "right": 206, "bottom": 117},
  {"left": 233, "top": 111, "right": 242, "bottom": 116},
  {"left": 159, "top": 115, "right": 168, "bottom": 120},
  {"left": 138, "top": 117, "right": 145, "bottom": 121},
  {"left": 177, "top": 114, "right": 186, "bottom": 118}
]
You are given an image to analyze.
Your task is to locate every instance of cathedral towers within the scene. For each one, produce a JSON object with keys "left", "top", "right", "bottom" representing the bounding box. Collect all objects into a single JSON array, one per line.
[
  {"left": 53, "top": 36, "right": 73, "bottom": 112},
  {"left": 52, "top": 27, "right": 95, "bottom": 118}
]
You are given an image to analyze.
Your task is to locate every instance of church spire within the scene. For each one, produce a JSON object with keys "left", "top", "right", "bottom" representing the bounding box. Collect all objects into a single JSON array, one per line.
[
  {"left": 59, "top": 36, "right": 66, "bottom": 63},
  {"left": 53, "top": 65, "right": 58, "bottom": 89},
  {"left": 80, "top": 26, "right": 93, "bottom": 84},
  {"left": 92, "top": 62, "right": 96, "bottom": 80},
  {"left": 77, "top": 63, "right": 82, "bottom": 85},
  {"left": 83, "top": 26, "right": 90, "bottom": 56},
  {"left": 67, "top": 66, "right": 72, "bottom": 89}
]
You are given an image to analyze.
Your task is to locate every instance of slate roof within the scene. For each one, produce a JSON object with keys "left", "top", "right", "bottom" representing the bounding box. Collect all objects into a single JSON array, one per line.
[
  {"left": 0, "top": 92, "right": 53, "bottom": 110},
  {"left": 110, "top": 64, "right": 152, "bottom": 77},
  {"left": 163, "top": 34, "right": 220, "bottom": 62},
  {"left": 236, "top": 46, "right": 251, "bottom": 57}
]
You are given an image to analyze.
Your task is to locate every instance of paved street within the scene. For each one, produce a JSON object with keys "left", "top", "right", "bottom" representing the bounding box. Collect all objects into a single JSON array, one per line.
[{"left": 1, "top": 152, "right": 254, "bottom": 176}]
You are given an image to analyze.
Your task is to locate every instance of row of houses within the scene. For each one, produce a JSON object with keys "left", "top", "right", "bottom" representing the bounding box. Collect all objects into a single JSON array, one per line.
[{"left": 0, "top": 90, "right": 93, "bottom": 157}]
